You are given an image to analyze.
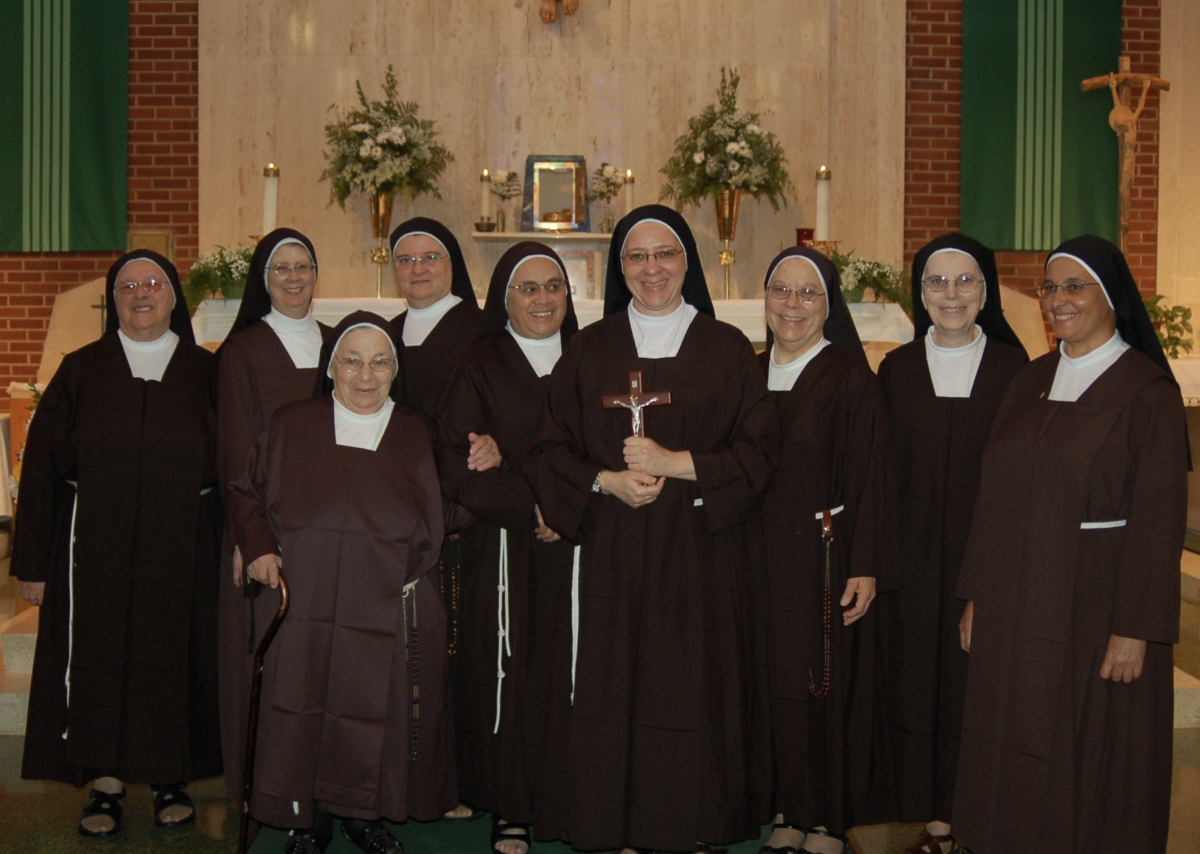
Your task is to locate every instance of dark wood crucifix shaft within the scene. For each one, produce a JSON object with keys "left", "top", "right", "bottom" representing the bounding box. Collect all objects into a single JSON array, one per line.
[{"left": 601, "top": 370, "right": 672, "bottom": 438}]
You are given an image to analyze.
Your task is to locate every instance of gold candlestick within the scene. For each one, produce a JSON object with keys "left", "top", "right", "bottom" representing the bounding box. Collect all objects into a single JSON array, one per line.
[
  {"left": 368, "top": 192, "right": 396, "bottom": 298},
  {"left": 714, "top": 189, "right": 742, "bottom": 299}
]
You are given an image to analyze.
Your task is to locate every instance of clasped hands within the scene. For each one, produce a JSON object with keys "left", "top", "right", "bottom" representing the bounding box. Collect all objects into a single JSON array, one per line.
[
  {"left": 464, "top": 431, "right": 561, "bottom": 542},
  {"left": 959, "top": 600, "right": 1146, "bottom": 683},
  {"left": 596, "top": 436, "right": 696, "bottom": 510}
]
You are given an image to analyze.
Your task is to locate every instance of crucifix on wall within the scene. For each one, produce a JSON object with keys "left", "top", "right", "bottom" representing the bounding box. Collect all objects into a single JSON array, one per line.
[{"left": 1081, "top": 56, "right": 1170, "bottom": 251}]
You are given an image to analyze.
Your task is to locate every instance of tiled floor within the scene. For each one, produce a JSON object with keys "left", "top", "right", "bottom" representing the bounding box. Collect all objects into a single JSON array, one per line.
[{"left": 0, "top": 540, "right": 1197, "bottom": 854}]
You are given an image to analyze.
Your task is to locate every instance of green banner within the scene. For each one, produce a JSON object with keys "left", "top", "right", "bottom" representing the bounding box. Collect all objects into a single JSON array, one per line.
[
  {"left": 0, "top": 0, "right": 128, "bottom": 252},
  {"left": 962, "top": 0, "right": 1120, "bottom": 250}
]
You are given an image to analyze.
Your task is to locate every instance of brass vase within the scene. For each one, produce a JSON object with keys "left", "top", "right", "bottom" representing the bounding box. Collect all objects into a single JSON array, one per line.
[
  {"left": 713, "top": 189, "right": 741, "bottom": 299},
  {"left": 368, "top": 192, "right": 396, "bottom": 298}
]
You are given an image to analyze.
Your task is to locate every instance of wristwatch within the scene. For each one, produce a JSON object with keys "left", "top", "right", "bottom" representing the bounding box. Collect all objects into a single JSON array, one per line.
[{"left": 592, "top": 470, "right": 605, "bottom": 493}]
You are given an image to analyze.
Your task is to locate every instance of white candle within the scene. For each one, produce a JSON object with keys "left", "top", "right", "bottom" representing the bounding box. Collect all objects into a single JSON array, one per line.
[
  {"left": 481, "top": 169, "right": 491, "bottom": 221},
  {"left": 815, "top": 165, "right": 831, "bottom": 240},
  {"left": 624, "top": 169, "right": 635, "bottom": 215},
  {"left": 262, "top": 163, "right": 279, "bottom": 235}
]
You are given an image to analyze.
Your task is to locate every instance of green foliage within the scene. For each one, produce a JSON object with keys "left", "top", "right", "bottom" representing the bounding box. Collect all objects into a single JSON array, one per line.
[
  {"left": 659, "top": 68, "right": 795, "bottom": 211},
  {"left": 831, "top": 250, "right": 913, "bottom": 321},
  {"left": 182, "top": 245, "right": 252, "bottom": 311},
  {"left": 320, "top": 66, "right": 454, "bottom": 209},
  {"left": 1144, "top": 294, "right": 1194, "bottom": 359}
]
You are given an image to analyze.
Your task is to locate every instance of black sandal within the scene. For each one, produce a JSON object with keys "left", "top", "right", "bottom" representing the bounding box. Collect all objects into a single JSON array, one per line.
[
  {"left": 79, "top": 787, "right": 126, "bottom": 837},
  {"left": 284, "top": 831, "right": 334, "bottom": 854},
  {"left": 802, "top": 828, "right": 849, "bottom": 854},
  {"left": 151, "top": 783, "right": 195, "bottom": 828},
  {"left": 492, "top": 816, "right": 531, "bottom": 854},
  {"left": 759, "top": 822, "right": 807, "bottom": 854}
]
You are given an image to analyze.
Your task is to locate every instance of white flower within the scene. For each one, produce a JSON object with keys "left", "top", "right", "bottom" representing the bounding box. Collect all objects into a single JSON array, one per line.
[
  {"left": 603, "top": 164, "right": 615, "bottom": 178},
  {"left": 349, "top": 123, "right": 372, "bottom": 134},
  {"left": 746, "top": 123, "right": 762, "bottom": 135},
  {"left": 729, "top": 160, "right": 740, "bottom": 173},
  {"left": 693, "top": 152, "right": 706, "bottom": 164}
]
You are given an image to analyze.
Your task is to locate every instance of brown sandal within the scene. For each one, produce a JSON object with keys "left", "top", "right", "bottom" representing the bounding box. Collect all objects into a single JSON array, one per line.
[{"left": 904, "top": 829, "right": 956, "bottom": 854}]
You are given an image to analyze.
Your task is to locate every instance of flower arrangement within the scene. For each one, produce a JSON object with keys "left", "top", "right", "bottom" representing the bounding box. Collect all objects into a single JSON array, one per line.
[
  {"left": 320, "top": 65, "right": 454, "bottom": 208},
  {"left": 182, "top": 245, "right": 253, "bottom": 310},
  {"left": 588, "top": 162, "right": 625, "bottom": 204},
  {"left": 833, "top": 251, "right": 913, "bottom": 320},
  {"left": 659, "top": 68, "right": 795, "bottom": 211},
  {"left": 489, "top": 169, "right": 523, "bottom": 203}
]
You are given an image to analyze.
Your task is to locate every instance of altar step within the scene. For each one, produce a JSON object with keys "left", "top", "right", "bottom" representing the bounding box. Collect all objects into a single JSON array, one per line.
[{"left": 0, "top": 606, "right": 35, "bottom": 736}]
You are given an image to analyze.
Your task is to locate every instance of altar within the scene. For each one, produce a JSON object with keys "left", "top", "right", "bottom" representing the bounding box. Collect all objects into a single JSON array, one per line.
[{"left": 191, "top": 297, "right": 916, "bottom": 351}]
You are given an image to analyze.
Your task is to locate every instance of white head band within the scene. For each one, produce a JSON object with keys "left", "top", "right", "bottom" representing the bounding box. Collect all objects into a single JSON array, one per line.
[
  {"left": 327, "top": 322, "right": 400, "bottom": 379},
  {"left": 1047, "top": 252, "right": 1115, "bottom": 310},
  {"left": 919, "top": 247, "right": 986, "bottom": 311},
  {"left": 115, "top": 257, "right": 177, "bottom": 310},
  {"left": 765, "top": 254, "right": 830, "bottom": 320},
  {"left": 264, "top": 237, "right": 315, "bottom": 282},
  {"left": 504, "top": 254, "right": 565, "bottom": 308},
  {"left": 392, "top": 230, "right": 449, "bottom": 258},
  {"left": 620, "top": 219, "right": 689, "bottom": 273}
]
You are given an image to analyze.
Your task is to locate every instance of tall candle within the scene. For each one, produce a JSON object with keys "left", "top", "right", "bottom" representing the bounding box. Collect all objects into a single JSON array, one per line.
[
  {"left": 481, "top": 169, "right": 491, "bottom": 221},
  {"left": 815, "top": 165, "right": 831, "bottom": 240},
  {"left": 262, "top": 163, "right": 279, "bottom": 235},
  {"left": 624, "top": 169, "right": 635, "bottom": 215}
]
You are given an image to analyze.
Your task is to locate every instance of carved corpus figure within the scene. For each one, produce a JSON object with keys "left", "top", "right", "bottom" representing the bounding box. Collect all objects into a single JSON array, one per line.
[
  {"left": 1108, "top": 72, "right": 1150, "bottom": 238},
  {"left": 540, "top": 0, "right": 579, "bottom": 24}
]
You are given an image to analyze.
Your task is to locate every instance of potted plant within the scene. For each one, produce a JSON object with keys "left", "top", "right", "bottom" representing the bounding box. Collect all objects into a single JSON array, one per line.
[
  {"left": 832, "top": 251, "right": 913, "bottom": 321},
  {"left": 1144, "top": 294, "right": 1194, "bottom": 359},
  {"left": 182, "top": 245, "right": 253, "bottom": 311},
  {"left": 588, "top": 162, "right": 625, "bottom": 232}
]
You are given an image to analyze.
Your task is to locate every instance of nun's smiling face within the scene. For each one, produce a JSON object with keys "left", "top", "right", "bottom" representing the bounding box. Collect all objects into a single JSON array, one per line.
[
  {"left": 331, "top": 326, "right": 396, "bottom": 415},
  {"left": 507, "top": 257, "right": 568, "bottom": 340},
  {"left": 1043, "top": 255, "right": 1116, "bottom": 357},
  {"left": 922, "top": 250, "right": 985, "bottom": 347},
  {"left": 621, "top": 221, "right": 686, "bottom": 316},
  {"left": 765, "top": 257, "right": 827, "bottom": 363},
  {"left": 393, "top": 234, "right": 452, "bottom": 309},
  {"left": 113, "top": 259, "right": 175, "bottom": 342},
  {"left": 266, "top": 242, "right": 316, "bottom": 319}
]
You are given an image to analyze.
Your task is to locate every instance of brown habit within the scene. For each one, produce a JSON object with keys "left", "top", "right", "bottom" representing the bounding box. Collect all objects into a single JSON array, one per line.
[
  {"left": 230, "top": 395, "right": 454, "bottom": 827},
  {"left": 875, "top": 336, "right": 1027, "bottom": 821},
  {"left": 215, "top": 319, "right": 328, "bottom": 793},
  {"left": 14, "top": 335, "right": 222, "bottom": 786},
  {"left": 436, "top": 333, "right": 576, "bottom": 826},
  {"left": 954, "top": 350, "right": 1185, "bottom": 854},
  {"left": 392, "top": 300, "right": 483, "bottom": 417},
  {"left": 756, "top": 346, "right": 896, "bottom": 833},
  {"left": 526, "top": 313, "right": 777, "bottom": 851}
]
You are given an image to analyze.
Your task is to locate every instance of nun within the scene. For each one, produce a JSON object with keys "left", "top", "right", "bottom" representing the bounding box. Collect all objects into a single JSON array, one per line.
[
  {"left": 14, "top": 250, "right": 221, "bottom": 835},
  {"left": 953, "top": 236, "right": 1187, "bottom": 854},
  {"left": 230, "top": 312, "right": 454, "bottom": 854},
  {"left": 387, "top": 216, "right": 483, "bottom": 416},
  {"left": 215, "top": 227, "right": 331, "bottom": 796},
  {"left": 525, "top": 205, "right": 778, "bottom": 852},
  {"left": 755, "top": 247, "right": 895, "bottom": 854},
  {"left": 435, "top": 242, "right": 580, "bottom": 854},
  {"left": 875, "top": 233, "right": 1027, "bottom": 854}
]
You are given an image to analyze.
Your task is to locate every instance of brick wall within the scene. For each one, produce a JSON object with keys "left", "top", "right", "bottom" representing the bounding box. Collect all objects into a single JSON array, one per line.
[
  {"left": 0, "top": 0, "right": 199, "bottom": 389},
  {"left": 904, "top": 0, "right": 1161, "bottom": 299}
]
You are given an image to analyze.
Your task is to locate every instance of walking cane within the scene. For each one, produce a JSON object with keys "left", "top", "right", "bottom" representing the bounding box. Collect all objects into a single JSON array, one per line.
[{"left": 237, "top": 572, "right": 290, "bottom": 854}]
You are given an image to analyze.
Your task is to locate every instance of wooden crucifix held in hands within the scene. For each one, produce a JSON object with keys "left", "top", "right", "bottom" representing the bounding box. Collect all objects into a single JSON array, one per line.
[
  {"left": 602, "top": 371, "right": 672, "bottom": 438},
  {"left": 1082, "top": 56, "right": 1171, "bottom": 251}
]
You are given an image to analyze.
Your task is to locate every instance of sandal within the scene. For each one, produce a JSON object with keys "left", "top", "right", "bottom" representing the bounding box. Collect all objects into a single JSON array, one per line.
[
  {"left": 801, "top": 828, "right": 849, "bottom": 854},
  {"left": 151, "top": 783, "right": 195, "bottom": 828},
  {"left": 78, "top": 786, "right": 126, "bottom": 837},
  {"left": 444, "top": 804, "right": 487, "bottom": 822},
  {"left": 759, "top": 822, "right": 807, "bottom": 854},
  {"left": 492, "top": 816, "right": 531, "bottom": 854},
  {"left": 904, "top": 829, "right": 957, "bottom": 854}
]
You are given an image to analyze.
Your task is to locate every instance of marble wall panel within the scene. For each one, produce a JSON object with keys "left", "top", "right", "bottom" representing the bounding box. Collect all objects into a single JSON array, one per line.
[
  {"left": 200, "top": 0, "right": 904, "bottom": 300},
  {"left": 1159, "top": 0, "right": 1200, "bottom": 310}
]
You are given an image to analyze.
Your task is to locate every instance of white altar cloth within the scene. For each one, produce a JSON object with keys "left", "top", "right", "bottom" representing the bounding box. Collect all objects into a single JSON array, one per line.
[{"left": 193, "top": 297, "right": 914, "bottom": 348}]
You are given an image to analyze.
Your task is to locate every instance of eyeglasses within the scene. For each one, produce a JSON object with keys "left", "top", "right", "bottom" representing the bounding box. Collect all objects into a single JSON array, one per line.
[
  {"left": 767, "top": 284, "right": 826, "bottom": 304},
  {"left": 621, "top": 249, "right": 683, "bottom": 266},
  {"left": 335, "top": 356, "right": 396, "bottom": 375},
  {"left": 1035, "top": 279, "right": 1102, "bottom": 300},
  {"left": 508, "top": 279, "right": 567, "bottom": 297},
  {"left": 922, "top": 274, "right": 982, "bottom": 294},
  {"left": 393, "top": 252, "right": 446, "bottom": 267},
  {"left": 269, "top": 262, "right": 316, "bottom": 277},
  {"left": 114, "top": 278, "right": 168, "bottom": 296}
]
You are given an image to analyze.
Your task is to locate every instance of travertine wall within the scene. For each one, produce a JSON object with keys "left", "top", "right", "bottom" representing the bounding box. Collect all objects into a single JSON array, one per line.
[
  {"left": 1159, "top": 0, "right": 1200, "bottom": 311},
  {"left": 199, "top": 0, "right": 905, "bottom": 299}
]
